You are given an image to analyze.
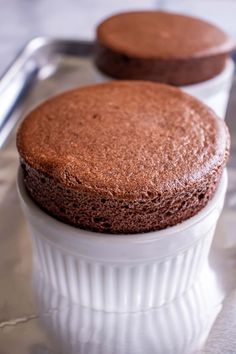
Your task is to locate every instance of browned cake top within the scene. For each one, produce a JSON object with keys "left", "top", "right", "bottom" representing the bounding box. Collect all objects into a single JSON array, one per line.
[
  {"left": 17, "top": 81, "right": 229, "bottom": 201},
  {"left": 97, "top": 11, "right": 234, "bottom": 60}
]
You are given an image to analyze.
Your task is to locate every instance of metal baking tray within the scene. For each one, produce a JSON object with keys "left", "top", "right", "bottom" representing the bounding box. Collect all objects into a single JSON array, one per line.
[{"left": 0, "top": 37, "right": 236, "bottom": 354}]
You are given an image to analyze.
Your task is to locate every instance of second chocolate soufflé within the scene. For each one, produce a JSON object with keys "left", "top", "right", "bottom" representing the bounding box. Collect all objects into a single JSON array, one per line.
[
  {"left": 17, "top": 81, "right": 230, "bottom": 234},
  {"left": 95, "top": 11, "right": 235, "bottom": 85}
]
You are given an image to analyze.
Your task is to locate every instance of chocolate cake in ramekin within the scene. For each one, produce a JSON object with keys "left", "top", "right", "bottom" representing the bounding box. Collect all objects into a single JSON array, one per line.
[
  {"left": 95, "top": 11, "right": 235, "bottom": 118},
  {"left": 96, "top": 11, "right": 234, "bottom": 85},
  {"left": 17, "top": 81, "right": 229, "bottom": 312}
]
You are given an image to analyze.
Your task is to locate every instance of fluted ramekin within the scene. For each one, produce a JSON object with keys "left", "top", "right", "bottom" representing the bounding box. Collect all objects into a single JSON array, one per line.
[
  {"left": 33, "top": 265, "right": 222, "bottom": 354},
  {"left": 17, "top": 169, "right": 227, "bottom": 312},
  {"left": 94, "top": 59, "right": 234, "bottom": 119}
]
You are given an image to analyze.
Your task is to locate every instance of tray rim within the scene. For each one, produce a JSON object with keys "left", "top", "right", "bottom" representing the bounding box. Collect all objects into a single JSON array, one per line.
[{"left": 0, "top": 37, "right": 94, "bottom": 149}]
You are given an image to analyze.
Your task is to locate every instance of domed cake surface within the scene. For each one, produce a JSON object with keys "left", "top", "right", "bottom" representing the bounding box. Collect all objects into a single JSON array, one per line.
[
  {"left": 96, "top": 11, "right": 235, "bottom": 85},
  {"left": 17, "top": 81, "right": 230, "bottom": 233}
]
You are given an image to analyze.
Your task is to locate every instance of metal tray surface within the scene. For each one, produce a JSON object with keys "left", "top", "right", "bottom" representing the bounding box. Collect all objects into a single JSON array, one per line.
[{"left": 0, "top": 38, "right": 236, "bottom": 354}]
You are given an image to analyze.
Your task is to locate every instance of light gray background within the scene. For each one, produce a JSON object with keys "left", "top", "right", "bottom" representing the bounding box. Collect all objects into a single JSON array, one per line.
[{"left": 1, "top": 0, "right": 236, "bottom": 76}]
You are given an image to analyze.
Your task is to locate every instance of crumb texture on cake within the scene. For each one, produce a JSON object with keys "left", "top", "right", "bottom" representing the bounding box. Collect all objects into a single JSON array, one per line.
[
  {"left": 17, "top": 81, "right": 230, "bottom": 233},
  {"left": 95, "top": 11, "right": 235, "bottom": 85}
]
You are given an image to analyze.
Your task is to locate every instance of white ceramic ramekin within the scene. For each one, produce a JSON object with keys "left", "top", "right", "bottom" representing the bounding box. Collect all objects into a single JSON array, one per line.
[
  {"left": 94, "top": 59, "right": 235, "bottom": 119},
  {"left": 33, "top": 265, "right": 223, "bottom": 354},
  {"left": 18, "top": 169, "right": 227, "bottom": 313},
  {"left": 182, "top": 59, "right": 235, "bottom": 118}
]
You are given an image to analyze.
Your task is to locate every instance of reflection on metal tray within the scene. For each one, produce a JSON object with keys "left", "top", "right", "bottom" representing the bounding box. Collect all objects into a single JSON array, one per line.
[{"left": 0, "top": 38, "right": 236, "bottom": 354}]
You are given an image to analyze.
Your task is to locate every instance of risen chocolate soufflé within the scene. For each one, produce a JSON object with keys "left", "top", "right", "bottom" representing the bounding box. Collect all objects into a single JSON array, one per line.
[
  {"left": 17, "top": 81, "right": 230, "bottom": 234},
  {"left": 95, "top": 11, "right": 235, "bottom": 85}
]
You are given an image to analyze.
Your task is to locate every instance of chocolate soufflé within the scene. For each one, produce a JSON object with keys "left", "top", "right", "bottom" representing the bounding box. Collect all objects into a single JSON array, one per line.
[
  {"left": 17, "top": 81, "right": 230, "bottom": 234},
  {"left": 95, "top": 11, "right": 235, "bottom": 85}
]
